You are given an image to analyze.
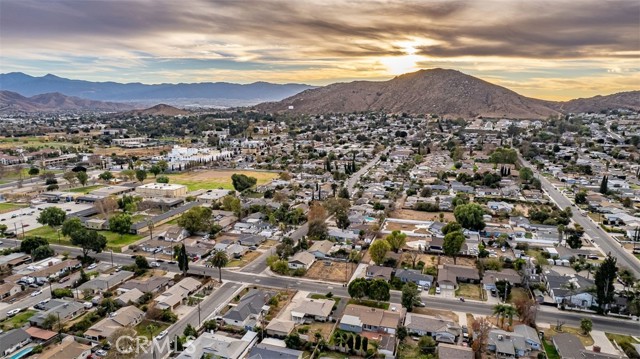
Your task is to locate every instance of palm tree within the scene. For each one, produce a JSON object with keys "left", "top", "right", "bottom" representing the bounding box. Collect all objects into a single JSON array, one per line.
[
  {"left": 331, "top": 183, "right": 338, "bottom": 197},
  {"left": 503, "top": 305, "right": 517, "bottom": 328},
  {"left": 209, "top": 250, "right": 228, "bottom": 283},
  {"left": 492, "top": 304, "right": 507, "bottom": 328},
  {"left": 562, "top": 281, "right": 577, "bottom": 308}
]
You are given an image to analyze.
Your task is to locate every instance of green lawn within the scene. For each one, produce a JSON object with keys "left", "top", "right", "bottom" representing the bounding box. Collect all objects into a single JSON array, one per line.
[
  {"left": 68, "top": 185, "right": 104, "bottom": 193},
  {"left": 543, "top": 338, "right": 560, "bottom": 359},
  {"left": 347, "top": 298, "right": 390, "bottom": 310},
  {"left": 25, "top": 225, "right": 142, "bottom": 251},
  {"left": 0, "top": 202, "right": 27, "bottom": 213},
  {"left": 135, "top": 320, "right": 170, "bottom": 339},
  {"left": 0, "top": 310, "right": 36, "bottom": 330}
]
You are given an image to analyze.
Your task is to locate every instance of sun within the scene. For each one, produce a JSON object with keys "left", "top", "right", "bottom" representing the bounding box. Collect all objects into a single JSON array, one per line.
[{"left": 380, "top": 43, "right": 422, "bottom": 75}]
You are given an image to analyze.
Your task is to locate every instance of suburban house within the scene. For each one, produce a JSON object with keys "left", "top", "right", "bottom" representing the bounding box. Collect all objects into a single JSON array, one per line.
[
  {"left": 84, "top": 306, "right": 145, "bottom": 341},
  {"left": 238, "top": 234, "right": 266, "bottom": 247},
  {"left": 366, "top": 265, "right": 394, "bottom": 281},
  {"left": 118, "top": 276, "right": 172, "bottom": 294},
  {"left": 155, "top": 277, "right": 201, "bottom": 310},
  {"left": 437, "top": 264, "right": 480, "bottom": 290},
  {"left": 482, "top": 269, "right": 523, "bottom": 291},
  {"left": 438, "top": 343, "right": 474, "bottom": 359},
  {"left": 339, "top": 304, "right": 402, "bottom": 335},
  {"left": 176, "top": 331, "right": 258, "bottom": 359},
  {"left": 403, "top": 313, "right": 459, "bottom": 344},
  {"left": 163, "top": 226, "right": 189, "bottom": 241},
  {"left": 35, "top": 336, "right": 92, "bottom": 359},
  {"left": 307, "top": 240, "right": 334, "bottom": 259},
  {"left": 115, "top": 288, "right": 145, "bottom": 306},
  {"left": 487, "top": 329, "right": 529, "bottom": 358},
  {"left": 290, "top": 298, "right": 334, "bottom": 323},
  {"left": 247, "top": 343, "right": 303, "bottom": 359},
  {"left": 77, "top": 270, "right": 134, "bottom": 294},
  {"left": 552, "top": 333, "right": 623, "bottom": 359},
  {"left": 513, "top": 325, "right": 542, "bottom": 351},
  {"left": 0, "top": 283, "right": 21, "bottom": 299},
  {"left": 545, "top": 271, "right": 597, "bottom": 309},
  {"left": 288, "top": 252, "right": 316, "bottom": 270},
  {"left": 264, "top": 319, "right": 295, "bottom": 338},
  {"left": 223, "top": 289, "right": 272, "bottom": 329},
  {"left": 394, "top": 269, "right": 433, "bottom": 288},
  {"left": 0, "top": 329, "right": 31, "bottom": 357},
  {"left": 30, "top": 300, "right": 86, "bottom": 328}
]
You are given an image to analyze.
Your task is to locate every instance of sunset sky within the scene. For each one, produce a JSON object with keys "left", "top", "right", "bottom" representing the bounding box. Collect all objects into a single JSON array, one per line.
[{"left": 1, "top": 0, "right": 638, "bottom": 100}]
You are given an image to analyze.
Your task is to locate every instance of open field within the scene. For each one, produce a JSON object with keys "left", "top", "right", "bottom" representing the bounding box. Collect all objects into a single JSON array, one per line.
[
  {"left": 0, "top": 137, "right": 78, "bottom": 149},
  {"left": 408, "top": 253, "right": 476, "bottom": 268},
  {"left": 305, "top": 260, "right": 355, "bottom": 283},
  {"left": 26, "top": 225, "right": 142, "bottom": 251},
  {"left": 0, "top": 202, "right": 28, "bottom": 214},
  {"left": 226, "top": 250, "right": 262, "bottom": 268},
  {"left": 68, "top": 185, "right": 105, "bottom": 193},
  {"left": 389, "top": 209, "right": 456, "bottom": 222},
  {"left": 168, "top": 169, "right": 278, "bottom": 191}
]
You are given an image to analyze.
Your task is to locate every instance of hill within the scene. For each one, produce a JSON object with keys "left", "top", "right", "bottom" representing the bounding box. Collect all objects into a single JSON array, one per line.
[
  {"left": 255, "top": 69, "right": 639, "bottom": 119},
  {"left": 0, "top": 73, "right": 315, "bottom": 106},
  {"left": 0, "top": 91, "right": 133, "bottom": 113},
  {"left": 126, "top": 104, "right": 190, "bottom": 116},
  {"left": 555, "top": 91, "right": 640, "bottom": 113}
]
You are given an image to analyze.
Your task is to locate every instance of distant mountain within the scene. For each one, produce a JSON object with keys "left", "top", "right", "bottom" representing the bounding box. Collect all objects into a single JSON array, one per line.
[
  {"left": 255, "top": 69, "right": 639, "bottom": 119},
  {"left": 0, "top": 72, "right": 315, "bottom": 106},
  {"left": 0, "top": 90, "right": 134, "bottom": 113},
  {"left": 126, "top": 104, "right": 190, "bottom": 116}
]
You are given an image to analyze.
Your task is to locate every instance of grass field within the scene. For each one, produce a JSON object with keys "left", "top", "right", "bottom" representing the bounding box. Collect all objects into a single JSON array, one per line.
[
  {"left": 0, "top": 137, "right": 77, "bottom": 149},
  {"left": 0, "top": 310, "right": 36, "bottom": 330},
  {"left": 0, "top": 202, "right": 27, "bottom": 213},
  {"left": 26, "top": 225, "right": 142, "bottom": 251},
  {"left": 168, "top": 170, "right": 278, "bottom": 191},
  {"left": 68, "top": 185, "right": 105, "bottom": 193}
]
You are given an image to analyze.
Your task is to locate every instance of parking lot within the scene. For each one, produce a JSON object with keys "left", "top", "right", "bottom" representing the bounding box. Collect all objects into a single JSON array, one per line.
[{"left": 0, "top": 201, "right": 94, "bottom": 235}]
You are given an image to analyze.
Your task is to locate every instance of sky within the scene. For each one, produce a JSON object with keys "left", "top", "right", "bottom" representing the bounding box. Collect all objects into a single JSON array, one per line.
[{"left": 0, "top": 0, "right": 638, "bottom": 100}]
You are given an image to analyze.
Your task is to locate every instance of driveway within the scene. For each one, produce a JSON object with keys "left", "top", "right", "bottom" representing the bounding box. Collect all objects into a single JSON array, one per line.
[{"left": 588, "top": 330, "right": 620, "bottom": 355}]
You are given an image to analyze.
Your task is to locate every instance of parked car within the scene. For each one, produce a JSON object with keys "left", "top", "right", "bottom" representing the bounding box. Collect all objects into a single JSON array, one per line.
[
  {"left": 155, "top": 330, "right": 168, "bottom": 341},
  {"left": 6, "top": 308, "right": 21, "bottom": 317},
  {"left": 30, "top": 290, "right": 43, "bottom": 297},
  {"left": 87, "top": 263, "right": 97, "bottom": 270},
  {"left": 150, "top": 262, "right": 160, "bottom": 268},
  {"left": 59, "top": 276, "right": 70, "bottom": 283},
  {"left": 435, "top": 287, "right": 441, "bottom": 294}
]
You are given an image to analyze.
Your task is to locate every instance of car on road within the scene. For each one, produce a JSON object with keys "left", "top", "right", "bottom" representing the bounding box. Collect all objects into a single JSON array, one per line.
[
  {"left": 587, "top": 254, "right": 599, "bottom": 260},
  {"left": 59, "top": 276, "right": 70, "bottom": 283},
  {"left": 6, "top": 308, "right": 21, "bottom": 317},
  {"left": 87, "top": 263, "right": 97, "bottom": 270},
  {"left": 156, "top": 259, "right": 165, "bottom": 263},
  {"left": 168, "top": 261, "right": 176, "bottom": 264},
  {"left": 416, "top": 301, "right": 426, "bottom": 307},
  {"left": 31, "top": 290, "right": 42, "bottom": 297},
  {"left": 155, "top": 330, "right": 168, "bottom": 341},
  {"left": 150, "top": 262, "right": 160, "bottom": 268}
]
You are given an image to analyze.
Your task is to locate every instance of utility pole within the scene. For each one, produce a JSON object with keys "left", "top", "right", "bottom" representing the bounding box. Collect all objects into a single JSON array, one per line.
[
  {"left": 110, "top": 250, "right": 114, "bottom": 268},
  {"left": 197, "top": 300, "right": 201, "bottom": 326}
]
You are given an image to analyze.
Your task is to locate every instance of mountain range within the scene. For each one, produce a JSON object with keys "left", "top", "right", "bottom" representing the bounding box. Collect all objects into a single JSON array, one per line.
[
  {"left": 0, "top": 90, "right": 134, "bottom": 113},
  {"left": 256, "top": 69, "right": 640, "bottom": 119},
  {"left": 0, "top": 72, "right": 315, "bottom": 106}
]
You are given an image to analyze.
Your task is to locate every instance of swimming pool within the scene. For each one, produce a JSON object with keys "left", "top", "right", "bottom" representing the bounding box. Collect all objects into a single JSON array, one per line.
[
  {"left": 9, "top": 346, "right": 33, "bottom": 359},
  {"left": 364, "top": 216, "right": 375, "bottom": 222}
]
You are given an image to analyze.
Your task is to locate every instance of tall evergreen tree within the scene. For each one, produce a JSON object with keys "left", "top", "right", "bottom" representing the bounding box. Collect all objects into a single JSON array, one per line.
[
  {"left": 599, "top": 175, "right": 608, "bottom": 194},
  {"left": 595, "top": 255, "right": 617, "bottom": 313},
  {"left": 177, "top": 243, "right": 189, "bottom": 276}
]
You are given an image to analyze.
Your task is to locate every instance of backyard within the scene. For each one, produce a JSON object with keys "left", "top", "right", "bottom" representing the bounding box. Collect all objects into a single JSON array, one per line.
[
  {"left": 26, "top": 225, "right": 142, "bottom": 251},
  {"left": 168, "top": 169, "right": 278, "bottom": 191}
]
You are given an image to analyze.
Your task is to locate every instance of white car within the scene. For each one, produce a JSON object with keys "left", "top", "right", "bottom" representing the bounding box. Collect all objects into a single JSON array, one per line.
[
  {"left": 435, "top": 287, "right": 441, "bottom": 294},
  {"left": 30, "top": 290, "right": 43, "bottom": 297},
  {"left": 151, "top": 262, "right": 161, "bottom": 268},
  {"left": 95, "top": 349, "right": 108, "bottom": 357},
  {"left": 501, "top": 247, "right": 506, "bottom": 253},
  {"left": 87, "top": 263, "right": 97, "bottom": 270},
  {"left": 6, "top": 308, "right": 21, "bottom": 317},
  {"left": 155, "top": 330, "right": 168, "bottom": 341}
]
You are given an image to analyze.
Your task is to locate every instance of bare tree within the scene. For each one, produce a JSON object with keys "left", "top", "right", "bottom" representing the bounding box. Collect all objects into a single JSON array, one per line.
[
  {"left": 471, "top": 316, "right": 492, "bottom": 359},
  {"left": 95, "top": 196, "right": 118, "bottom": 220},
  {"left": 105, "top": 327, "right": 138, "bottom": 359},
  {"left": 406, "top": 251, "right": 421, "bottom": 269}
]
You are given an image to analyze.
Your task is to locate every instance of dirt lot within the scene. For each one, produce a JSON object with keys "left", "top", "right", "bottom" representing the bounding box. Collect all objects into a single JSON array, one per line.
[
  {"left": 168, "top": 169, "right": 278, "bottom": 191},
  {"left": 389, "top": 209, "right": 456, "bottom": 222},
  {"left": 94, "top": 145, "right": 173, "bottom": 156},
  {"left": 412, "top": 307, "right": 459, "bottom": 322},
  {"left": 304, "top": 322, "right": 335, "bottom": 341},
  {"left": 305, "top": 260, "right": 356, "bottom": 283},
  {"left": 227, "top": 250, "right": 262, "bottom": 268},
  {"left": 410, "top": 253, "right": 476, "bottom": 268}
]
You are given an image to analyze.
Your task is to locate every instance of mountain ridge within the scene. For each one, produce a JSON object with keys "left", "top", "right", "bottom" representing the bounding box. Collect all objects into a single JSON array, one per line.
[
  {"left": 255, "top": 68, "right": 639, "bottom": 119},
  {"left": 0, "top": 90, "right": 134, "bottom": 113}
]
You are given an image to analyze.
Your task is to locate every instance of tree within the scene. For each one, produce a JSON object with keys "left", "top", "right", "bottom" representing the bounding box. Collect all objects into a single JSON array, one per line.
[
  {"left": 178, "top": 206, "right": 212, "bottom": 234},
  {"left": 95, "top": 196, "right": 118, "bottom": 219},
  {"left": 369, "top": 239, "right": 390, "bottom": 265},
  {"left": 63, "top": 171, "right": 77, "bottom": 186},
  {"left": 513, "top": 296, "right": 537, "bottom": 326},
  {"left": 221, "top": 195, "right": 242, "bottom": 216},
  {"left": 368, "top": 278, "right": 390, "bottom": 301},
  {"left": 76, "top": 171, "right": 89, "bottom": 186},
  {"left": 338, "top": 187, "right": 350, "bottom": 199},
  {"left": 157, "top": 175, "right": 169, "bottom": 184},
  {"left": 184, "top": 323, "right": 197, "bottom": 338},
  {"left": 335, "top": 209, "right": 350, "bottom": 230},
  {"left": 493, "top": 304, "right": 508, "bottom": 328},
  {"left": 418, "top": 336, "right": 436, "bottom": 354},
  {"left": 32, "top": 245, "right": 54, "bottom": 260},
  {"left": 396, "top": 326, "right": 408, "bottom": 343},
  {"left": 157, "top": 160, "right": 168, "bottom": 173},
  {"left": 135, "top": 255, "right": 150, "bottom": 269},
  {"left": 98, "top": 171, "right": 114, "bottom": 182},
  {"left": 20, "top": 236, "right": 48, "bottom": 254},
  {"left": 454, "top": 203, "right": 485, "bottom": 231},
  {"left": 401, "top": 282, "right": 420, "bottom": 312},
  {"left": 580, "top": 318, "right": 593, "bottom": 335},
  {"left": 384, "top": 230, "right": 407, "bottom": 253},
  {"left": 209, "top": 250, "right": 228, "bottom": 283},
  {"left": 471, "top": 317, "right": 492, "bottom": 357},
  {"left": 575, "top": 190, "right": 587, "bottom": 204},
  {"left": 109, "top": 213, "right": 132, "bottom": 239},
  {"left": 106, "top": 327, "right": 138, "bottom": 359},
  {"left": 503, "top": 305, "right": 517, "bottom": 327},
  {"left": 348, "top": 278, "right": 369, "bottom": 300},
  {"left": 600, "top": 175, "right": 608, "bottom": 194},
  {"left": 308, "top": 220, "right": 328, "bottom": 240},
  {"left": 42, "top": 313, "right": 61, "bottom": 331},
  {"left": 443, "top": 230, "right": 466, "bottom": 264},
  {"left": 231, "top": 173, "right": 257, "bottom": 192},
  {"left": 37, "top": 207, "right": 66, "bottom": 242},
  {"left": 595, "top": 255, "right": 618, "bottom": 312},
  {"left": 28, "top": 167, "right": 40, "bottom": 176},
  {"left": 149, "top": 165, "right": 161, "bottom": 178},
  {"left": 61, "top": 217, "right": 84, "bottom": 237},
  {"left": 331, "top": 183, "right": 338, "bottom": 197},
  {"left": 135, "top": 169, "right": 147, "bottom": 183},
  {"left": 441, "top": 222, "right": 462, "bottom": 235},
  {"left": 519, "top": 167, "right": 534, "bottom": 182},
  {"left": 70, "top": 229, "right": 107, "bottom": 259},
  {"left": 177, "top": 243, "right": 189, "bottom": 276}
]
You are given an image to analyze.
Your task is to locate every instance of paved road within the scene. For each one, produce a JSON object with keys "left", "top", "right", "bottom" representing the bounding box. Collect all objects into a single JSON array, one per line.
[
  {"left": 345, "top": 154, "right": 380, "bottom": 194},
  {"left": 519, "top": 154, "right": 640, "bottom": 276},
  {"left": 47, "top": 245, "right": 640, "bottom": 336}
]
